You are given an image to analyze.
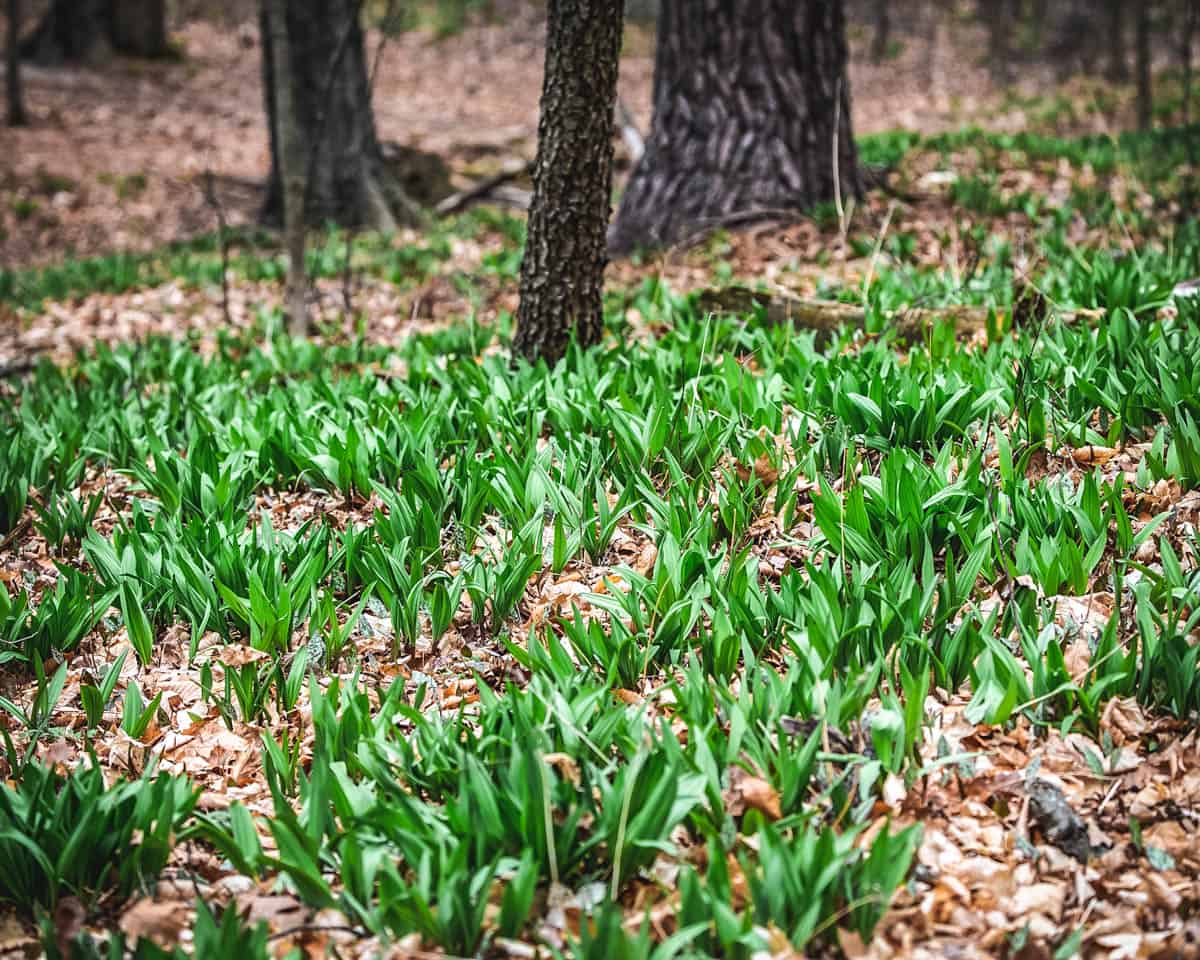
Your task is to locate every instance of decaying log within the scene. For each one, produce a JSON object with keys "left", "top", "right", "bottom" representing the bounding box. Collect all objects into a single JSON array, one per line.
[{"left": 694, "top": 284, "right": 1091, "bottom": 345}]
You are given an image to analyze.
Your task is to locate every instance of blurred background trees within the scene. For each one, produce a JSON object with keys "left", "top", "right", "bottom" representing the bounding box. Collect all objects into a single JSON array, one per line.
[
  {"left": 20, "top": 0, "right": 167, "bottom": 62},
  {"left": 1, "top": 0, "right": 1196, "bottom": 340}
]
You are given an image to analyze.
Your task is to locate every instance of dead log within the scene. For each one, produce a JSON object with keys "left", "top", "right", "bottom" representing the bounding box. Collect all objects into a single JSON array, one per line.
[{"left": 694, "top": 284, "right": 1086, "bottom": 346}]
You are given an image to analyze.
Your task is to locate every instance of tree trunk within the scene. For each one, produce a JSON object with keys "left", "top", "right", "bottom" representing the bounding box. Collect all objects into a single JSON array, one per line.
[
  {"left": 7, "top": 0, "right": 25, "bottom": 125},
  {"left": 264, "top": 0, "right": 309, "bottom": 337},
  {"left": 111, "top": 0, "right": 166, "bottom": 57},
  {"left": 870, "top": 0, "right": 890, "bottom": 63},
  {"left": 1136, "top": 0, "right": 1153, "bottom": 130},
  {"left": 1180, "top": 0, "right": 1196, "bottom": 128},
  {"left": 20, "top": 0, "right": 166, "bottom": 63},
  {"left": 512, "top": 0, "right": 623, "bottom": 365},
  {"left": 979, "top": 0, "right": 1010, "bottom": 85},
  {"left": 608, "top": 0, "right": 859, "bottom": 256},
  {"left": 1106, "top": 0, "right": 1129, "bottom": 81},
  {"left": 260, "top": 0, "right": 418, "bottom": 231}
]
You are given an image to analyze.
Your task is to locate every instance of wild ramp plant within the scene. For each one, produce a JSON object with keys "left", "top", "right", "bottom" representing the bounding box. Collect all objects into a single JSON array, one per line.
[
  {"left": 0, "top": 762, "right": 197, "bottom": 912},
  {"left": 49, "top": 901, "right": 280, "bottom": 960},
  {"left": 0, "top": 208, "right": 1198, "bottom": 958}
]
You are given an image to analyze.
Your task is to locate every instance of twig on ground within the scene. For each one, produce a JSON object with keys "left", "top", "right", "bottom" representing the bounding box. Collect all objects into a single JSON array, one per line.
[
  {"left": 0, "top": 515, "right": 32, "bottom": 554},
  {"left": 434, "top": 160, "right": 532, "bottom": 216}
]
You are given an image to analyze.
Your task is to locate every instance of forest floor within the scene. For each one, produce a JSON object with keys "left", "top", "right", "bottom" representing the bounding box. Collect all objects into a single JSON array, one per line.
[
  {"left": 1, "top": 6, "right": 1200, "bottom": 960},
  {"left": 0, "top": 1, "right": 1183, "bottom": 270}
]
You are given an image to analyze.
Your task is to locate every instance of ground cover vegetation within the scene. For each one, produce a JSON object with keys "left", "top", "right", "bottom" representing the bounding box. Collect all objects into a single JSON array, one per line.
[
  {"left": 1, "top": 0, "right": 1199, "bottom": 956},
  {"left": 0, "top": 116, "right": 1197, "bottom": 957}
]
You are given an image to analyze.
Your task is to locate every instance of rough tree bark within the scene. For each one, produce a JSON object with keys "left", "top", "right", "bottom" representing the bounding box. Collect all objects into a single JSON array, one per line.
[
  {"left": 512, "top": 0, "right": 623, "bottom": 365},
  {"left": 1136, "top": 0, "right": 1153, "bottom": 130},
  {"left": 7, "top": 0, "right": 25, "bottom": 126},
  {"left": 264, "top": 0, "right": 309, "bottom": 337},
  {"left": 20, "top": 0, "right": 167, "bottom": 63},
  {"left": 259, "top": 0, "right": 418, "bottom": 230},
  {"left": 608, "top": 0, "right": 859, "bottom": 256}
]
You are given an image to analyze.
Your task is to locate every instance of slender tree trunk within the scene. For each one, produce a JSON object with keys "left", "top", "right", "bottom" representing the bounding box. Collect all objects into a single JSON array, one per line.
[
  {"left": 1180, "top": 0, "right": 1198, "bottom": 222},
  {"left": 264, "top": 0, "right": 309, "bottom": 337},
  {"left": 927, "top": 0, "right": 946, "bottom": 91},
  {"left": 1106, "top": 0, "right": 1129, "bottom": 81},
  {"left": 7, "top": 0, "right": 25, "bottom": 126},
  {"left": 260, "top": 0, "right": 418, "bottom": 230},
  {"left": 609, "top": 0, "right": 859, "bottom": 256},
  {"left": 980, "top": 0, "right": 1010, "bottom": 84},
  {"left": 1136, "top": 0, "right": 1153, "bottom": 130},
  {"left": 1180, "top": 0, "right": 1196, "bottom": 128},
  {"left": 513, "top": 0, "right": 623, "bottom": 365},
  {"left": 870, "top": 0, "right": 890, "bottom": 62}
]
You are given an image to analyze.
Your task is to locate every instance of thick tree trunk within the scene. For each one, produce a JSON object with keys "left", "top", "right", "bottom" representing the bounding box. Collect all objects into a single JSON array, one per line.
[
  {"left": 1136, "top": 0, "right": 1153, "bottom": 130},
  {"left": 513, "top": 0, "right": 623, "bottom": 365},
  {"left": 260, "top": 0, "right": 418, "bottom": 231},
  {"left": 264, "top": 0, "right": 309, "bottom": 337},
  {"left": 20, "top": 0, "right": 166, "bottom": 63},
  {"left": 7, "top": 0, "right": 25, "bottom": 125},
  {"left": 608, "top": 0, "right": 859, "bottom": 256}
]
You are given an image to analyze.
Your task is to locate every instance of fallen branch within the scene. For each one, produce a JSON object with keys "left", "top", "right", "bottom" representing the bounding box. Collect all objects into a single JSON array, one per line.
[
  {"left": 0, "top": 514, "right": 32, "bottom": 554},
  {"left": 435, "top": 160, "right": 532, "bottom": 216},
  {"left": 694, "top": 284, "right": 1091, "bottom": 345}
]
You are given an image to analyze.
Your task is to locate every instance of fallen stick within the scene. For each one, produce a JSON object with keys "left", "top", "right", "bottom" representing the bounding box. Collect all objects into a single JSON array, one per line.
[{"left": 435, "top": 160, "right": 532, "bottom": 217}]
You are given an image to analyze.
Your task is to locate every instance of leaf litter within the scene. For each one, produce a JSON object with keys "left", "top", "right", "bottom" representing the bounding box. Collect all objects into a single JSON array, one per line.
[{"left": 1, "top": 7, "right": 1200, "bottom": 960}]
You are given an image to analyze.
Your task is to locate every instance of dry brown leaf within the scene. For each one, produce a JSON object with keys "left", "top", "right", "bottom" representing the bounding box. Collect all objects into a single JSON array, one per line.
[
  {"left": 542, "top": 751, "right": 581, "bottom": 787},
  {"left": 119, "top": 897, "right": 189, "bottom": 946},
  {"left": 734, "top": 774, "right": 782, "bottom": 821},
  {"left": 1069, "top": 444, "right": 1120, "bottom": 465}
]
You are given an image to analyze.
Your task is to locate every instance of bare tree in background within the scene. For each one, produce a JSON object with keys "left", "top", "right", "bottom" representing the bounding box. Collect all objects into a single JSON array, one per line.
[
  {"left": 979, "top": 0, "right": 1010, "bottom": 85},
  {"left": 264, "top": 0, "right": 309, "bottom": 337},
  {"left": 870, "top": 0, "right": 890, "bottom": 63},
  {"left": 1107, "top": 0, "right": 1130, "bottom": 82},
  {"left": 6, "top": 0, "right": 25, "bottom": 126},
  {"left": 259, "top": 0, "right": 419, "bottom": 231},
  {"left": 1179, "top": 0, "right": 1196, "bottom": 129},
  {"left": 513, "top": 0, "right": 624, "bottom": 364},
  {"left": 1136, "top": 0, "right": 1153, "bottom": 130},
  {"left": 20, "top": 0, "right": 167, "bottom": 62}
]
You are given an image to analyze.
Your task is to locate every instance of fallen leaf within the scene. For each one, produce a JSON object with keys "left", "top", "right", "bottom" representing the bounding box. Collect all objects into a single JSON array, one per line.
[
  {"left": 119, "top": 897, "right": 189, "bottom": 946},
  {"left": 736, "top": 774, "right": 782, "bottom": 821}
]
